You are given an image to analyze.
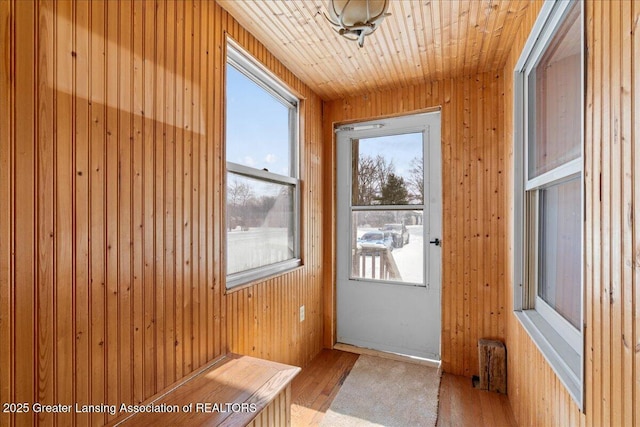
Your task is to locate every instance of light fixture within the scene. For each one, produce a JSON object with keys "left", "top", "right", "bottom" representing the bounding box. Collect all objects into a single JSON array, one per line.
[{"left": 325, "top": 0, "right": 390, "bottom": 48}]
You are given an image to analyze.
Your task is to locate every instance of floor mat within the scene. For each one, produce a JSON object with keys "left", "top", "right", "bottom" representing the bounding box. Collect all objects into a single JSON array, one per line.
[{"left": 320, "top": 354, "right": 441, "bottom": 427}]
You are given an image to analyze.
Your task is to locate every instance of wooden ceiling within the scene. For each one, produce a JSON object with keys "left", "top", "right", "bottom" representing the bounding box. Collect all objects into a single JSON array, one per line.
[{"left": 217, "top": 0, "right": 532, "bottom": 101}]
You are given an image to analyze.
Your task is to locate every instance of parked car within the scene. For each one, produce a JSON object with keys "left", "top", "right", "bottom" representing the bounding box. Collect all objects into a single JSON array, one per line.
[
  {"left": 380, "top": 223, "right": 410, "bottom": 248},
  {"left": 357, "top": 231, "right": 394, "bottom": 251}
]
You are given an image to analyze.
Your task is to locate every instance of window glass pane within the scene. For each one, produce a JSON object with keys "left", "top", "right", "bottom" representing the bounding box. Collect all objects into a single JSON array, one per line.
[
  {"left": 351, "top": 133, "right": 423, "bottom": 206},
  {"left": 350, "top": 210, "right": 423, "bottom": 285},
  {"left": 226, "top": 64, "right": 292, "bottom": 176},
  {"left": 227, "top": 173, "right": 295, "bottom": 275},
  {"left": 528, "top": 5, "right": 581, "bottom": 179},
  {"left": 537, "top": 177, "right": 581, "bottom": 329}
]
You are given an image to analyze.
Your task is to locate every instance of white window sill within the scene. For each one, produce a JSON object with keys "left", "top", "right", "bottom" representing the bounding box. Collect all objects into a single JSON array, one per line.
[
  {"left": 515, "top": 309, "right": 583, "bottom": 410},
  {"left": 226, "top": 258, "right": 302, "bottom": 291}
]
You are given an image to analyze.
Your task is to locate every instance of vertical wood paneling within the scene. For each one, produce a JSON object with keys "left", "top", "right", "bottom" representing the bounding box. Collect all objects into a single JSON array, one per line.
[
  {"left": 181, "top": 0, "right": 193, "bottom": 378},
  {"left": 73, "top": 1, "right": 91, "bottom": 424},
  {"left": 54, "top": 3, "right": 74, "bottom": 426},
  {"left": 323, "top": 73, "right": 507, "bottom": 377},
  {"left": 36, "top": 2, "right": 55, "bottom": 425},
  {"left": 221, "top": 31, "right": 325, "bottom": 367},
  {"left": 130, "top": 0, "right": 145, "bottom": 408},
  {"left": 89, "top": 2, "right": 108, "bottom": 424},
  {"left": 153, "top": 0, "right": 166, "bottom": 393},
  {"left": 619, "top": 2, "right": 634, "bottom": 426},
  {"left": 1, "top": 1, "right": 324, "bottom": 425},
  {"left": 12, "top": 1, "right": 640, "bottom": 426},
  {"left": 633, "top": 1, "right": 640, "bottom": 424},
  {"left": 142, "top": 0, "right": 157, "bottom": 400},
  {"left": 104, "top": 1, "right": 120, "bottom": 421},
  {"left": 118, "top": 0, "right": 134, "bottom": 408},
  {"left": 586, "top": 1, "right": 600, "bottom": 425},
  {"left": 163, "top": 0, "right": 177, "bottom": 387},
  {"left": 504, "top": 1, "right": 640, "bottom": 426},
  {"left": 172, "top": 0, "right": 185, "bottom": 384},
  {"left": 0, "top": 1, "right": 14, "bottom": 426},
  {"left": 246, "top": 385, "right": 291, "bottom": 427}
]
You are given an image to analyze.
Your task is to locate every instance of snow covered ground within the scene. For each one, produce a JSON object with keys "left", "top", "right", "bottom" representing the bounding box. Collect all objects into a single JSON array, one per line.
[
  {"left": 356, "top": 225, "right": 424, "bottom": 284},
  {"left": 227, "top": 227, "right": 291, "bottom": 274},
  {"left": 227, "top": 225, "right": 426, "bottom": 285},
  {"left": 389, "top": 225, "right": 424, "bottom": 284}
]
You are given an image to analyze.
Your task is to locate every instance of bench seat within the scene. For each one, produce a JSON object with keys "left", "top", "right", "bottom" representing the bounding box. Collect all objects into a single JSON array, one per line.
[{"left": 115, "top": 354, "right": 301, "bottom": 427}]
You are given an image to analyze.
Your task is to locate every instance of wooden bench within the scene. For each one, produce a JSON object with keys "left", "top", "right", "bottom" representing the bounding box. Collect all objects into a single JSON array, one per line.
[{"left": 114, "top": 354, "right": 300, "bottom": 427}]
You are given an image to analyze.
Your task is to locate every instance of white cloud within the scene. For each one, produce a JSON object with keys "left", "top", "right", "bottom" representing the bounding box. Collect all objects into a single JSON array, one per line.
[{"left": 265, "top": 154, "right": 278, "bottom": 164}]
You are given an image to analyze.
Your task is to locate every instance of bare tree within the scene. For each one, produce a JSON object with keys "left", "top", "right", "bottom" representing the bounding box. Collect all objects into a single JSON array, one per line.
[
  {"left": 353, "top": 155, "right": 378, "bottom": 205},
  {"left": 228, "top": 179, "right": 253, "bottom": 206},
  {"left": 227, "top": 179, "right": 254, "bottom": 230},
  {"left": 373, "top": 155, "right": 395, "bottom": 200},
  {"left": 407, "top": 156, "right": 424, "bottom": 203},
  {"left": 353, "top": 154, "right": 396, "bottom": 205}
]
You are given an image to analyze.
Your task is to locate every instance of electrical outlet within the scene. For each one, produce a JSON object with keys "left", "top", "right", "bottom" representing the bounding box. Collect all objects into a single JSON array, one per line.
[{"left": 299, "top": 305, "right": 305, "bottom": 322}]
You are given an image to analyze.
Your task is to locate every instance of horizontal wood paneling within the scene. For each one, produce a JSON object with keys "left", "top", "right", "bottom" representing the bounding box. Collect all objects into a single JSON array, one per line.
[
  {"left": 323, "top": 72, "right": 507, "bottom": 377},
  {"left": 504, "top": 1, "right": 640, "bottom": 426},
  {"left": 0, "top": 1, "right": 324, "bottom": 425}
]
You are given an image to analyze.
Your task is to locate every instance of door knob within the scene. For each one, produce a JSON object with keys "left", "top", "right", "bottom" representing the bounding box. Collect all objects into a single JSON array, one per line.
[{"left": 429, "top": 238, "right": 441, "bottom": 246}]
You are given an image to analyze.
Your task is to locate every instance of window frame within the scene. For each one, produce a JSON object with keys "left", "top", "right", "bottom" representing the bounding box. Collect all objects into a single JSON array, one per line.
[
  {"left": 224, "top": 39, "right": 301, "bottom": 289},
  {"left": 512, "top": 0, "right": 585, "bottom": 409}
]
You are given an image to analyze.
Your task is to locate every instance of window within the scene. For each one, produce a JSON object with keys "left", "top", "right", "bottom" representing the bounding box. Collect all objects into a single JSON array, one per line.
[
  {"left": 513, "top": 0, "right": 584, "bottom": 407},
  {"left": 225, "top": 40, "right": 300, "bottom": 288}
]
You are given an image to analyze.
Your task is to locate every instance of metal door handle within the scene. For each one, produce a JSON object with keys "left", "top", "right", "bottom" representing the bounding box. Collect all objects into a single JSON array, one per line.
[{"left": 429, "top": 238, "right": 441, "bottom": 246}]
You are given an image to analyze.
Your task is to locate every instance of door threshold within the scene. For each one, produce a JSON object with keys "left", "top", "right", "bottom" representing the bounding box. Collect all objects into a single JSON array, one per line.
[{"left": 333, "top": 343, "right": 441, "bottom": 369}]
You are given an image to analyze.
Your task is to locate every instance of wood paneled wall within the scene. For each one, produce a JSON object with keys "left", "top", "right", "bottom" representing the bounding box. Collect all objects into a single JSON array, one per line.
[
  {"left": 504, "top": 1, "right": 640, "bottom": 426},
  {"left": 0, "top": 1, "right": 324, "bottom": 426},
  {"left": 222, "top": 7, "right": 325, "bottom": 371},
  {"left": 323, "top": 73, "right": 508, "bottom": 376}
]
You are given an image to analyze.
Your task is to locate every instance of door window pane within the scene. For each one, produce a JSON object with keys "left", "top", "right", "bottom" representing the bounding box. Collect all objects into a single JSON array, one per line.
[
  {"left": 227, "top": 173, "right": 295, "bottom": 275},
  {"left": 350, "top": 210, "right": 423, "bottom": 284},
  {"left": 351, "top": 134, "right": 423, "bottom": 206},
  {"left": 527, "top": 6, "right": 581, "bottom": 179},
  {"left": 537, "top": 177, "right": 581, "bottom": 329}
]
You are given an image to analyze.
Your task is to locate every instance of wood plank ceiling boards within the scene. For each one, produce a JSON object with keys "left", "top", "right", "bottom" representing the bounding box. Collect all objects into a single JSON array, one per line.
[{"left": 217, "top": 0, "right": 531, "bottom": 101}]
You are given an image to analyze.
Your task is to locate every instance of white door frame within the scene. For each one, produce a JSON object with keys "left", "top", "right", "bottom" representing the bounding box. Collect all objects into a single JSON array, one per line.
[{"left": 335, "top": 111, "right": 442, "bottom": 360}]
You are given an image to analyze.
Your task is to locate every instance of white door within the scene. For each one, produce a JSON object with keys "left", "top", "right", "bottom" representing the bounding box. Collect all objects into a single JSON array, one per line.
[{"left": 336, "top": 112, "right": 442, "bottom": 360}]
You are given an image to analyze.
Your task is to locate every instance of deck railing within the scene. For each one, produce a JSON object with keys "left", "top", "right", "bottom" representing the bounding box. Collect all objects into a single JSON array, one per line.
[{"left": 351, "top": 247, "right": 401, "bottom": 281}]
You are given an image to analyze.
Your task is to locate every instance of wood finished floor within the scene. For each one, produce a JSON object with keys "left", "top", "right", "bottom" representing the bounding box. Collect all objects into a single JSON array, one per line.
[
  {"left": 291, "top": 349, "right": 517, "bottom": 427},
  {"left": 436, "top": 373, "right": 517, "bottom": 427}
]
